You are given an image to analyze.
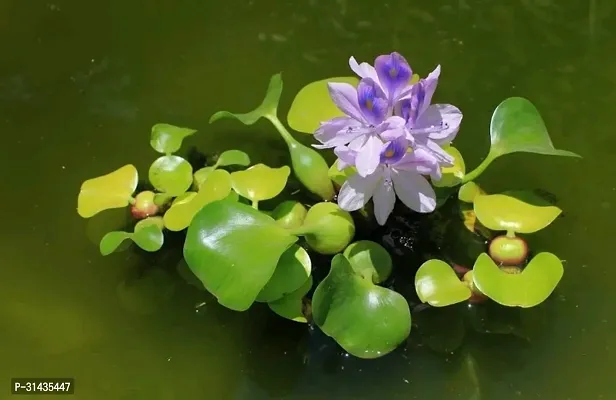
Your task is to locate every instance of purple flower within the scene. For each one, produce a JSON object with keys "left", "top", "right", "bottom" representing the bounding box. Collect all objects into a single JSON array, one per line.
[
  {"left": 349, "top": 52, "right": 414, "bottom": 105},
  {"left": 336, "top": 137, "right": 440, "bottom": 225},
  {"left": 396, "top": 65, "right": 463, "bottom": 166}
]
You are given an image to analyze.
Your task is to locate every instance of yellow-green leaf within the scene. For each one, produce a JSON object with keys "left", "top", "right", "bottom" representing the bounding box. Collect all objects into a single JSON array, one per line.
[
  {"left": 230, "top": 164, "right": 290, "bottom": 202},
  {"left": 287, "top": 76, "right": 359, "bottom": 134},
  {"left": 328, "top": 159, "right": 357, "bottom": 188},
  {"left": 268, "top": 276, "right": 313, "bottom": 323},
  {"left": 77, "top": 164, "right": 139, "bottom": 218},
  {"left": 474, "top": 193, "right": 562, "bottom": 234},
  {"left": 415, "top": 259, "right": 471, "bottom": 307},
  {"left": 163, "top": 169, "right": 232, "bottom": 231},
  {"left": 433, "top": 146, "right": 465, "bottom": 188}
]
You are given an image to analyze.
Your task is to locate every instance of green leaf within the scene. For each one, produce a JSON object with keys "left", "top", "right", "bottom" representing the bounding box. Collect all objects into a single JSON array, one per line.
[
  {"left": 328, "top": 159, "right": 357, "bottom": 188},
  {"left": 474, "top": 193, "right": 562, "bottom": 234},
  {"left": 287, "top": 76, "right": 359, "bottom": 134},
  {"left": 268, "top": 276, "right": 313, "bottom": 323},
  {"left": 312, "top": 255, "right": 412, "bottom": 359},
  {"left": 134, "top": 216, "right": 165, "bottom": 232},
  {"left": 458, "top": 182, "right": 484, "bottom": 203},
  {"left": 230, "top": 164, "right": 290, "bottom": 202},
  {"left": 192, "top": 166, "right": 216, "bottom": 191},
  {"left": 472, "top": 252, "right": 564, "bottom": 308},
  {"left": 489, "top": 97, "right": 581, "bottom": 160},
  {"left": 343, "top": 240, "right": 392, "bottom": 284},
  {"left": 183, "top": 200, "right": 298, "bottom": 311},
  {"left": 99, "top": 231, "right": 132, "bottom": 256},
  {"left": 415, "top": 259, "right": 472, "bottom": 307},
  {"left": 270, "top": 200, "right": 307, "bottom": 229},
  {"left": 148, "top": 155, "right": 193, "bottom": 196},
  {"left": 209, "top": 73, "right": 282, "bottom": 124},
  {"left": 216, "top": 150, "right": 251, "bottom": 167},
  {"left": 150, "top": 123, "right": 197, "bottom": 154},
  {"left": 131, "top": 224, "right": 164, "bottom": 252},
  {"left": 433, "top": 146, "right": 465, "bottom": 188},
  {"left": 297, "top": 202, "right": 355, "bottom": 255},
  {"left": 163, "top": 169, "right": 232, "bottom": 231},
  {"left": 77, "top": 164, "right": 138, "bottom": 218},
  {"left": 256, "top": 244, "right": 311, "bottom": 302}
]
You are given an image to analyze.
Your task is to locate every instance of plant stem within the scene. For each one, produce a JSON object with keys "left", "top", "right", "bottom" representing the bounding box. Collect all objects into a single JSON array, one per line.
[
  {"left": 286, "top": 224, "right": 317, "bottom": 236},
  {"left": 128, "top": 196, "right": 136, "bottom": 205},
  {"left": 266, "top": 114, "right": 297, "bottom": 147},
  {"left": 462, "top": 153, "right": 494, "bottom": 183},
  {"left": 252, "top": 200, "right": 259, "bottom": 210}
]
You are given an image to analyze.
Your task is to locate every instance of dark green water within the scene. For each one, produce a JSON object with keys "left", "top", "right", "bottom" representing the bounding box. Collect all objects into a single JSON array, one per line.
[{"left": 1, "top": 0, "right": 615, "bottom": 398}]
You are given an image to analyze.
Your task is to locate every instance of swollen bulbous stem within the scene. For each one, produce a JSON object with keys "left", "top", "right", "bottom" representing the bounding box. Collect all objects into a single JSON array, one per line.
[{"left": 265, "top": 115, "right": 335, "bottom": 201}]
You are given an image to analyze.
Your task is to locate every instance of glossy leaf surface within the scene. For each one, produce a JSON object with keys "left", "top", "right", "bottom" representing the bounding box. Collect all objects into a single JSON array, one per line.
[
  {"left": 343, "top": 240, "right": 392, "bottom": 284},
  {"left": 415, "top": 259, "right": 472, "bottom": 307},
  {"left": 230, "top": 164, "right": 290, "bottom": 202},
  {"left": 256, "top": 244, "right": 311, "bottom": 303},
  {"left": 472, "top": 252, "right": 564, "bottom": 308},
  {"left": 216, "top": 149, "right": 251, "bottom": 167},
  {"left": 150, "top": 123, "right": 196, "bottom": 154},
  {"left": 209, "top": 73, "right": 282, "bottom": 124},
  {"left": 287, "top": 76, "right": 359, "bottom": 134},
  {"left": 474, "top": 193, "right": 562, "bottom": 234},
  {"left": 148, "top": 155, "right": 193, "bottom": 196},
  {"left": 183, "top": 201, "right": 298, "bottom": 311},
  {"left": 312, "top": 255, "right": 411, "bottom": 359},
  {"left": 163, "top": 170, "right": 232, "bottom": 231},
  {"left": 77, "top": 164, "right": 138, "bottom": 218}
]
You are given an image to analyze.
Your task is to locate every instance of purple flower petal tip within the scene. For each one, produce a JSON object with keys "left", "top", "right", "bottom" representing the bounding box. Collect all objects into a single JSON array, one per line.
[
  {"left": 375, "top": 52, "right": 412, "bottom": 99},
  {"left": 357, "top": 78, "right": 388, "bottom": 126}
]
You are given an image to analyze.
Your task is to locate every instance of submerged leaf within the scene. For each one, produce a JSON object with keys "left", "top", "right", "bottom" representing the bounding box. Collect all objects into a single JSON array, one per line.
[
  {"left": 433, "top": 146, "right": 465, "bottom": 188},
  {"left": 216, "top": 150, "right": 251, "bottom": 167},
  {"left": 77, "top": 164, "right": 138, "bottom": 218},
  {"left": 257, "top": 244, "right": 311, "bottom": 303},
  {"left": 183, "top": 200, "right": 298, "bottom": 311},
  {"left": 268, "top": 276, "right": 313, "bottom": 323},
  {"left": 287, "top": 76, "right": 359, "bottom": 134},
  {"left": 150, "top": 123, "right": 197, "bottom": 154},
  {"left": 209, "top": 73, "right": 282, "bottom": 124},
  {"left": 489, "top": 97, "right": 581, "bottom": 159},
  {"left": 415, "top": 260, "right": 472, "bottom": 307},
  {"left": 472, "top": 252, "right": 564, "bottom": 308},
  {"left": 474, "top": 193, "right": 562, "bottom": 234},
  {"left": 148, "top": 155, "right": 193, "bottom": 196},
  {"left": 343, "top": 240, "right": 392, "bottom": 284},
  {"left": 312, "top": 255, "right": 412, "bottom": 359},
  {"left": 230, "top": 164, "right": 290, "bottom": 202},
  {"left": 163, "top": 169, "right": 232, "bottom": 231}
]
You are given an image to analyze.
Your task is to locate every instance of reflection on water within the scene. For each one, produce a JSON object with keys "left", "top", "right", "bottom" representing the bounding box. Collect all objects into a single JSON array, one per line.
[{"left": 1, "top": 0, "right": 615, "bottom": 399}]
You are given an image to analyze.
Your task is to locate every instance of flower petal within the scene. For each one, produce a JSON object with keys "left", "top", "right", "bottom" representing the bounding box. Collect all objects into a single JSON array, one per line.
[
  {"left": 349, "top": 56, "right": 381, "bottom": 84},
  {"left": 419, "top": 65, "right": 441, "bottom": 115},
  {"left": 395, "top": 148, "right": 440, "bottom": 177},
  {"left": 373, "top": 175, "right": 396, "bottom": 225},
  {"left": 355, "top": 135, "right": 383, "bottom": 177},
  {"left": 379, "top": 116, "right": 407, "bottom": 141},
  {"left": 357, "top": 78, "right": 389, "bottom": 126},
  {"left": 380, "top": 137, "right": 408, "bottom": 164},
  {"left": 334, "top": 145, "right": 357, "bottom": 166},
  {"left": 313, "top": 116, "right": 361, "bottom": 148},
  {"left": 338, "top": 170, "right": 382, "bottom": 211},
  {"left": 327, "top": 82, "right": 367, "bottom": 123},
  {"left": 415, "top": 104, "right": 462, "bottom": 144},
  {"left": 375, "top": 52, "right": 412, "bottom": 102},
  {"left": 391, "top": 169, "right": 436, "bottom": 213}
]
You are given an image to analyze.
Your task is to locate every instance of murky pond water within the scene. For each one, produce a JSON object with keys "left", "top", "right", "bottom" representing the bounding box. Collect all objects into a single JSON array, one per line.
[{"left": 1, "top": 0, "right": 615, "bottom": 398}]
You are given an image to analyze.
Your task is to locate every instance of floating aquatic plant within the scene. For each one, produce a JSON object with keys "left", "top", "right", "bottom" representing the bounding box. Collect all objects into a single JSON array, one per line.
[{"left": 75, "top": 51, "right": 581, "bottom": 360}]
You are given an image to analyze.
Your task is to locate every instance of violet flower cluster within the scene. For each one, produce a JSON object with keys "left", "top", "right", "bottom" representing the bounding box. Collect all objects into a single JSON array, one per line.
[{"left": 313, "top": 52, "right": 463, "bottom": 225}]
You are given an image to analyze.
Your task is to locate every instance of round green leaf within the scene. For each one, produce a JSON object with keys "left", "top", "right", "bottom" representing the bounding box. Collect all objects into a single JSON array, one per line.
[
  {"left": 328, "top": 159, "right": 357, "bottom": 188},
  {"left": 311, "top": 254, "right": 412, "bottom": 359},
  {"left": 489, "top": 97, "right": 581, "bottom": 159},
  {"left": 131, "top": 224, "right": 164, "bottom": 252},
  {"left": 216, "top": 150, "right": 251, "bottom": 167},
  {"left": 193, "top": 166, "right": 216, "bottom": 191},
  {"left": 148, "top": 155, "right": 193, "bottom": 196},
  {"left": 99, "top": 231, "right": 132, "bottom": 256},
  {"left": 256, "top": 244, "right": 311, "bottom": 303},
  {"left": 77, "top": 164, "right": 138, "bottom": 218},
  {"left": 224, "top": 189, "right": 240, "bottom": 202},
  {"left": 270, "top": 200, "right": 307, "bottom": 229},
  {"left": 150, "top": 123, "right": 197, "bottom": 154},
  {"left": 183, "top": 200, "right": 298, "bottom": 311},
  {"left": 458, "top": 182, "right": 484, "bottom": 203},
  {"left": 163, "top": 169, "right": 232, "bottom": 231},
  {"left": 287, "top": 76, "right": 359, "bottom": 134},
  {"left": 474, "top": 193, "right": 562, "bottom": 234},
  {"left": 135, "top": 216, "right": 165, "bottom": 232},
  {"left": 343, "top": 240, "right": 392, "bottom": 284},
  {"left": 433, "top": 145, "right": 465, "bottom": 188},
  {"left": 230, "top": 163, "right": 290, "bottom": 202},
  {"left": 268, "top": 276, "right": 313, "bottom": 323},
  {"left": 415, "top": 259, "right": 472, "bottom": 307},
  {"left": 209, "top": 74, "right": 282, "bottom": 125},
  {"left": 472, "top": 252, "right": 564, "bottom": 308}
]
